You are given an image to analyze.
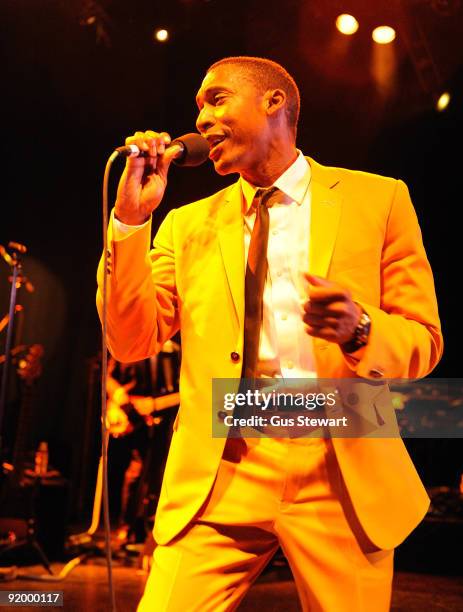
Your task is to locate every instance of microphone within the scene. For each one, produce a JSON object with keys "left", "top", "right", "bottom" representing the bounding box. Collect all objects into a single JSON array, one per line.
[{"left": 115, "top": 132, "right": 209, "bottom": 167}]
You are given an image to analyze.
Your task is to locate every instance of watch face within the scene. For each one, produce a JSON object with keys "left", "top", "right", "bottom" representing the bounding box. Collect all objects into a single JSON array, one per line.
[{"left": 357, "top": 313, "right": 371, "bottom": 344}]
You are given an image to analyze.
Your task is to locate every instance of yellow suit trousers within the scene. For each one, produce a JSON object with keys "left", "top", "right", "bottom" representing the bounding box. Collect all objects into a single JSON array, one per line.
[{"left": 138, "top": 436, "right": 393, "bottom": 612}]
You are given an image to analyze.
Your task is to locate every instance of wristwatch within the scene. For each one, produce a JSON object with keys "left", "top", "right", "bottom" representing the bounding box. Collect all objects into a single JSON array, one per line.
[{"left": 342, "top": 306, "right": 371, "bottom": 353}]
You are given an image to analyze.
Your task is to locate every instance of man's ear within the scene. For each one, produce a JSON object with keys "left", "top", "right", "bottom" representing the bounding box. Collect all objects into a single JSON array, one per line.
[{"left": 264, "top": 88, "right": 287, "bottom": 117}]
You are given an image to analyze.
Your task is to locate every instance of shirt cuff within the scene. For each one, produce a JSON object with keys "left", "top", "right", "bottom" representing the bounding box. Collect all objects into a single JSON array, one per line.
[{"left": 112, "top": 213, "right": 150, "bottom": 240}]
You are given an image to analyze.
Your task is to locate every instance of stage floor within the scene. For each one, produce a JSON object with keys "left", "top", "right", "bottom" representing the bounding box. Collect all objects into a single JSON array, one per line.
[{"left": 1, "top": 561, "right": 462, "bottom": 611}]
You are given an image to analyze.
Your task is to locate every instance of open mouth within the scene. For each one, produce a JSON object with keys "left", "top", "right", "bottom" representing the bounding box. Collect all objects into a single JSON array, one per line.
[{"left": 208, "top": 135, "right": 226, "bottom": 160}]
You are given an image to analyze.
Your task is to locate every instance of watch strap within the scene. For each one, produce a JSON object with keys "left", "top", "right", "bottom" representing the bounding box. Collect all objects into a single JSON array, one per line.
[{"left": 342, "top": 306, "right": 371, "bottom": 354}]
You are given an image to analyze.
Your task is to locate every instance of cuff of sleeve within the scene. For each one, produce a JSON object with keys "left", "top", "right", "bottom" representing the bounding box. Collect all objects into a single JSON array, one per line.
[
  {"left": 113, "top": 210, "right": 151, "bottom": 240},
  {"left": 342, "top": 344, "right": 367, "bottom": 369}
]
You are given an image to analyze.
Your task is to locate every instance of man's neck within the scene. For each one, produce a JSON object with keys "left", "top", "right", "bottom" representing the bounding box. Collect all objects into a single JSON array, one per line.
[{"left": 241, "top": 146, "right": 299, "bottom": 187}]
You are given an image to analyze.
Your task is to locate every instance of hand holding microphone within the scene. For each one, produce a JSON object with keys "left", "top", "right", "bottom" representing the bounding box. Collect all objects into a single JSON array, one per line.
[{"left": 114, "top": 131, "right": 208, "bottom": 225}]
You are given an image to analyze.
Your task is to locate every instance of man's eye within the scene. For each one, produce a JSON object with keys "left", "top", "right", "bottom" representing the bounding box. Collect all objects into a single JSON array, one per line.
[{"left": 214, "top": 95, "right": 226, "bottom": 105}]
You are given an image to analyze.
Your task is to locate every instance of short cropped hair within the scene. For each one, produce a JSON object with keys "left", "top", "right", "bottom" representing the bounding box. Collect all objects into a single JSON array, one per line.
[{"left": 207, "top": 56, "right": 300, "bottom": 137}]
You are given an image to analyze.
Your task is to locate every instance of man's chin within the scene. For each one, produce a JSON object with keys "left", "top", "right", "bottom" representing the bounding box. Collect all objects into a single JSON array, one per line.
[
  {"left": 211, "top": 155, "right": 239, "bottom": 176},
  {"left": 211, "top": 158, "right": 231, "bottom": 175}
]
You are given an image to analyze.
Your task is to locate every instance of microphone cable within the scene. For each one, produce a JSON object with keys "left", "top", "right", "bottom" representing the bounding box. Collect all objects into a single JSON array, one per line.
[{"left": 99, "top": 149, "right": 120, "bottom": 612}]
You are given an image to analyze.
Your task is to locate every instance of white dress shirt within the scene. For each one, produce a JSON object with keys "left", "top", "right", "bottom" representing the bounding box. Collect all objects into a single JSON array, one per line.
[{"left": 239, "top": 151, "right": 316, "bottom": 379}]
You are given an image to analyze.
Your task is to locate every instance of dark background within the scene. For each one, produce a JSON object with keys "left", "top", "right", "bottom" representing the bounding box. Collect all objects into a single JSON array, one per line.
[{"left": 1, "top": 0, "right": 461, "bottom": 521}]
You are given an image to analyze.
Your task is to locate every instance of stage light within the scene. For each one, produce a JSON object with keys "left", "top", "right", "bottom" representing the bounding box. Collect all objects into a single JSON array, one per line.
[
  {"left": 335, "top": 14, "right": 359, "bottom": 36},
  {"left": 371, "top": 37, "right": 397, "bottom": 98},
  {"left": 372, "top": 26, "right": 396, "bottom": 45},
  {"left": 154, "top": 29, "right": 169, "bottom": 42},
  {"left": 436, "top": 91, "right": 450, "bottom": 111}
]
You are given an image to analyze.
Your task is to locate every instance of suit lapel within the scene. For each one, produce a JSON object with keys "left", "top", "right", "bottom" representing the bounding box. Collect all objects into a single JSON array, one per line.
[
  {"left": 215, "top": 158, "right": 342, "bottom": 333},
  {"left": 217, "top": 182, "right": 245, "bottom": 331},
  {"left": 307, "top": 157, "right": 342, "bottom": 278}
]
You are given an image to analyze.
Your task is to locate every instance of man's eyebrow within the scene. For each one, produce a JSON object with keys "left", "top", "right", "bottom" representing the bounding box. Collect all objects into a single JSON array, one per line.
[{"left": 196, "top": 86, "right": 233, "bottom": 108}]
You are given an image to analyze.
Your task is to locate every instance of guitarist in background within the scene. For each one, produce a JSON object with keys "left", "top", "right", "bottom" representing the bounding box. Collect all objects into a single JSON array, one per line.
[{"left": 106, "top": 339, "right": 180, "bottom": 544}]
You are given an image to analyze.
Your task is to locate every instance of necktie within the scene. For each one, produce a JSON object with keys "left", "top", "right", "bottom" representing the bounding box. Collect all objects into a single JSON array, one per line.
[{"left": 242, "top": 186, "right": 279, "bottom": 379}]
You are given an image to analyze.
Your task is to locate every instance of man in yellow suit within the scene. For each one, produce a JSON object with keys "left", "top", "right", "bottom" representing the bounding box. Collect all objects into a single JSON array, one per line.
[{"left": 97, "top": 56, "right": 443, "bottom": 611}]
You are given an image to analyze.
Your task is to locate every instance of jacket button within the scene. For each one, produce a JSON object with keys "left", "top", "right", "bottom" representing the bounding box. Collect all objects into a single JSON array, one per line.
[
  {"left": 217, "top": 410, "right": 227, "bottom": 422},
  {"left": 230, "top": 352, "right": 240, "bottom": 363}
]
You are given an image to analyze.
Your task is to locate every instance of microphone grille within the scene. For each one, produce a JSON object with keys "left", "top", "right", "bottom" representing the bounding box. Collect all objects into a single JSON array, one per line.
[{"left": 172, "top": 133, "right": 209, "bottom": 167}]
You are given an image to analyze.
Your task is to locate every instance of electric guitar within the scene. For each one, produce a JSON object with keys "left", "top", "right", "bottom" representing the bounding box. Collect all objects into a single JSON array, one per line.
[{"left": 107, "top": 391, "right": 180, "bottom": 437}]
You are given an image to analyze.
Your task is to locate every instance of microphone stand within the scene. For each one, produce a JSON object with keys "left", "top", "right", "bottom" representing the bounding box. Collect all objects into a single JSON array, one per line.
[{"left": 0, "top": 242, "right": 27, "bottom": 458}]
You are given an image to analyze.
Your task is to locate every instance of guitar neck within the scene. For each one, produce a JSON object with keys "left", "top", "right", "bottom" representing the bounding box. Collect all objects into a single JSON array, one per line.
[{"left": 151, "top": 392, "right": 180, "bottom": 412}]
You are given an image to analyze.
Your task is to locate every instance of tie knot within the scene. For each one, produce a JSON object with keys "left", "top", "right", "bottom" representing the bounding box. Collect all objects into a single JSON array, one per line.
[{"left": 253, "top": 186, "right": 280, "bottom": 209}]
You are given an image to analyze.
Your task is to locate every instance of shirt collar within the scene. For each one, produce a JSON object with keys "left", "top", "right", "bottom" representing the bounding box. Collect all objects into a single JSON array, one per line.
[{"left": 239, "top": 150, "right": 311, "bottom": 214}]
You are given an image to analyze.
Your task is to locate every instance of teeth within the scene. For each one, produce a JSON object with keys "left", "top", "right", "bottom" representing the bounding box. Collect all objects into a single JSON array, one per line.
[{"left": 209, "top": 136, "right": 225, "bottom": 148}]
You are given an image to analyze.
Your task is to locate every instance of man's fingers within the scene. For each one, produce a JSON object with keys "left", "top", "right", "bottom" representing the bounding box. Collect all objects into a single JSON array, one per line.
[
  {"left": 307, "top": 287, "right": 349, "bottom": 303},
  {"left": 126, "top": 131, "right": 150, "bottom": 152},
  {"left": 304, "top": 273, "right": 331, "bottom": 287},
  {"left": 304, "top": 273, "right": 351, "bottom": 302},
  {"left": 159, "top": 131, "right": 172, "bottom": 148},
  {"left": 156, "top": 143, "right": 181, "bottom": 177},
  {"left": 304, "top": 324, "right": 337, "bottom": 342},
  {"left": 303, "top": 301, "right": 347, "bottom": 316},
  {"left": 125, "top": 130, "right": 173, "bottom": 158},
  {"left": 303, "top": 313, "right": 340, "bottom": 328},
  {"left": 303, "top": 273, "right": 349, "bottom": 303}
]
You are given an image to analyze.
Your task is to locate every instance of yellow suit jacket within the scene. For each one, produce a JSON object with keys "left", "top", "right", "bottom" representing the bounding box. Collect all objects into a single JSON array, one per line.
[{"left": 97, "top": 157, "right": 443, "bottom": 550}]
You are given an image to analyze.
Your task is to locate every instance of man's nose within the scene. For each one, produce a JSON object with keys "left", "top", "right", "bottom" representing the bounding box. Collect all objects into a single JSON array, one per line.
[{"left": 196, "top": 106, "right": 214, "bottom": 134}]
